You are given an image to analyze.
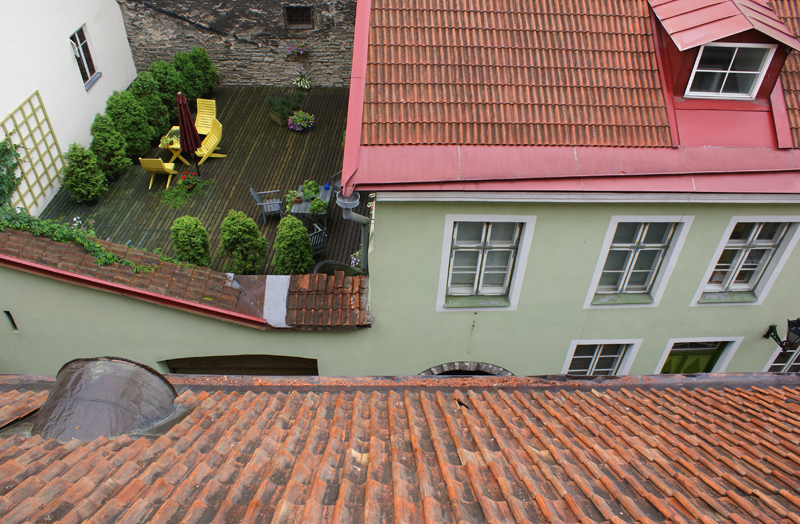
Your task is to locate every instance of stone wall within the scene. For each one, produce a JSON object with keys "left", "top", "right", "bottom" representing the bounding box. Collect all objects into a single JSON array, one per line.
[{"left": 117, "top": 0, "right": 355, "bottom": 86}]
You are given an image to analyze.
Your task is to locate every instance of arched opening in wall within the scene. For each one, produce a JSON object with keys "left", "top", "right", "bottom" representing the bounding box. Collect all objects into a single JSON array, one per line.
[
  {"left": 164, "top": 355, "right": 318, "bottom": 376},
  {"left": 418, "top": 362, "right": 514, "bottom": 376}
]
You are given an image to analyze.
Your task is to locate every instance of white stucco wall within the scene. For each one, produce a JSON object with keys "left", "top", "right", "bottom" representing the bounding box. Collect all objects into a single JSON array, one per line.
[{"left": 0, "top": 0, "right": 137, "bottom": 214}]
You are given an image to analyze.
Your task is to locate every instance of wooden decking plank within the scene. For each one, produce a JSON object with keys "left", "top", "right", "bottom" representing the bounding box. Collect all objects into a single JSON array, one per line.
[{"left": 40, "top": 86, "right": 364, "bottom": 274}]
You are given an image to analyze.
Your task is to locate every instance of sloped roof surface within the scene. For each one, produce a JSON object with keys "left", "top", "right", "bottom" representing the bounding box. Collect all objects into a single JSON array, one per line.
[
  {"left": 649, "top": 0, "right": 800, "bottom": 52},
  {"left": 363, "top": 0, "right": 673, "bottom": 147},
  {"left": 0, "top": 229, "right": 247, "bottom": 315},
  {"left": 2, "top": 376, "right": 800, "bottom": 522},
  {"left": 287, "top": 272, "right": 371, "bottom": 330},
  {"left": 775, "top": 0, "right": 800, "bottom": 147}
]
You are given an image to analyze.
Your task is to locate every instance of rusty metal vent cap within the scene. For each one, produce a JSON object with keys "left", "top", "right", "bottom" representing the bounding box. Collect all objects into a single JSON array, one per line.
[{"left": 32, "top": 357, "right": 177, "bottom": 442}]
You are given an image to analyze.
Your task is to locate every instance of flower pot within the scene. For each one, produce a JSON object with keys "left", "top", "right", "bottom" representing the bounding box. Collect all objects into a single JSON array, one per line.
[
  {"left": 295, "top": 196, "right": 303, "bottom": 203},
  {"left": 269, "top": 111, "right": 288, "bottom": 127},
  {"left": 185, "top": 184, "right": 196, "bottom": 191}
]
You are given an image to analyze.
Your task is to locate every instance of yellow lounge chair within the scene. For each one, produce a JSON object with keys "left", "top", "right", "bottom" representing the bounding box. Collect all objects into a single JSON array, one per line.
[
  {"left": 196, "top": 118, "right": 227, "bottom": 165},
  {"left": 195, "top": 98, "right": 216, "bottom": 135},
  {"left": 139, "top": 158, "right": 177, "bottom": 189}
]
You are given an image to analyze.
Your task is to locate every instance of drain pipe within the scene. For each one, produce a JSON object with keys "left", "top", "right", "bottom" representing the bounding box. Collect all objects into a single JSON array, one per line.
[{"left": 336, "top": 191, "right": 369, "bottom": 271}]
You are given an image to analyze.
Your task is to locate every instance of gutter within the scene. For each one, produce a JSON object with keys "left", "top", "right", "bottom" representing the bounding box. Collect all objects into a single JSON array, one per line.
[{"left": 0, "top": 254, "right": 270, "bottom": 330}]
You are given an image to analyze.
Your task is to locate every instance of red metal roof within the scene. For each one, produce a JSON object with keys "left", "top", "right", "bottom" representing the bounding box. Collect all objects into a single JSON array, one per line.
[
  {"left": 2, "top": 374, "right": 800, "bottom": 522},
  {"left": 649, "top": 0, "right": 800, "bottom": 51},
  {"left": 362, "top": 0, "right": 672, "bottom": 147}
]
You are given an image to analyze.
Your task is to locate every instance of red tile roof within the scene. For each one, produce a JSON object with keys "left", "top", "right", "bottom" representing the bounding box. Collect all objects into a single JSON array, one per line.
[
  {"left": 775, "top": 1, "right": 800, "bottom": 147},
  {"left": 362, "top": 0, "right": 672, "bottom": 147},
  {"left": 286, "top": 272, "right": 371, "bottom": 330},
  {"left": 650, "top": 0, "right": 800, "bottom": 52},
  {"left": 2, "top": 374, "right": 800, "bottom": 523}
]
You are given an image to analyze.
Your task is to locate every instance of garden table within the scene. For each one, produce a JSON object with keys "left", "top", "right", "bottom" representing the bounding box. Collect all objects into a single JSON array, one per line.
[
  {"left": 159, "top": 126, "right": 190, "bottom": 165},
  {"left": 291, "top": 185, "right": 332, "bottom": 228}
]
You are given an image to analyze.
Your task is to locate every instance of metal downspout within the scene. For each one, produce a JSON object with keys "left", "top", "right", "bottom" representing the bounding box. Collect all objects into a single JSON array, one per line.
[{"left": 336, "top": 191, "right": 369, "bottom": 271}]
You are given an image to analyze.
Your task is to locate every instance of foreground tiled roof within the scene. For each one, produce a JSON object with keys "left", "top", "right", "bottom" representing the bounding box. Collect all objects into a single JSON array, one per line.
[
  {"left": 286, "top": 272, "right": 371, "bottom": 330},
  {"left": 2, "top": 374, "right": 800, "bottom": 522},
  {"left": 0, "top": 229, "right": 248, "bottom": 315},
  {"left": 363, "top": 0, "right": 672, "bottom": 147}
]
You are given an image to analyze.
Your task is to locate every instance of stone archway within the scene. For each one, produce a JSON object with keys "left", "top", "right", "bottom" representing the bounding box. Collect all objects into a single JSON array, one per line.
[{"left": 418, "top": 361, "right": 514, "bottom": 376}]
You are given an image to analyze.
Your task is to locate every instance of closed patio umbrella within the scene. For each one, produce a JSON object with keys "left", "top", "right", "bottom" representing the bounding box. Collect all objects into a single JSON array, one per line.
[{"left": 176, "top": 92, "right": 202, "bottom": 176}]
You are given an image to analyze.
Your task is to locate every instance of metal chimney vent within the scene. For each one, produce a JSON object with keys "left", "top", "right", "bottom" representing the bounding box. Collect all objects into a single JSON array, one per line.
[{"left": 32, "top": 357, "right": 177, "bottom": 442}]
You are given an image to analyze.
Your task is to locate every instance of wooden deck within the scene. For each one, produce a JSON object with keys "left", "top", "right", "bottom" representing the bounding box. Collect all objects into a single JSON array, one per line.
[{"left": 40, "top": 86, "right": 370, "bottom": 274}]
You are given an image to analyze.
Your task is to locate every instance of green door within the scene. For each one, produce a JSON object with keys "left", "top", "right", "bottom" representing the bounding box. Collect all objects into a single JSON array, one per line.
[{"left": 660, "top": 342, "right": 727, "bottom": 374}]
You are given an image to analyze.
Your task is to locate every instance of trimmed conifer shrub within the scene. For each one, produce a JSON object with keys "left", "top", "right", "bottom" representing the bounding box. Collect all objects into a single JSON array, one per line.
[
  {"left": 105, "top": 91, "right": 154, "bottom": 158},
  {"left": 89, "top": 114, "right": 131, "bottom": 181},
  {"left": 130, "top": 71, "right": 169, "bottom": 141},
  {"left": 173, "top": 47, "right": 218, "bottom": 104},
  {"left": 148, "top": 60, "right": 184, "bottom": 121},
  {"left": 272, "top": 215, "right": 314, "bottom": 275},
  {"left": 61, "top": 143, "right": 107, "bottom": 204},
  {"left": 218, "top": 210, "right": 268, "bottom": 274},
  {"left": 171, "top": 216, "right": 211, "bottom": 266}
]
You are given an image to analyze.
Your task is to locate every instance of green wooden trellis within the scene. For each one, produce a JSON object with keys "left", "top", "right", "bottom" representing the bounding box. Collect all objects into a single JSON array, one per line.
[{"left": 1, "top": 91, "right": 64, "bottom": 213}]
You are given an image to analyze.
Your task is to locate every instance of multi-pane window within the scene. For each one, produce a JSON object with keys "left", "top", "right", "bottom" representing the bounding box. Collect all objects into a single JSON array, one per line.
[
  {"left": 284, "top": 6, "right": 314, "bottom": 29},
  {"left": 597, "top": 222, "right": 676, "bottom": 294},
  {"left": 446, "top": 222, "right": 520, "bottom": 297},
  {"left": 768, "top": 348, "right": 800, "bottom": 373},
  {"left": 685, "top": 44, "right": 775, "bottom": 99},
  {"left": 660, "top": 341, "right": 726, "bottom": 374},
  {"left": 567, "top": 344, "right": 629, "bottom": 376},
  {"left": 70, "top": 26, "right": 97, "bottom": 86},
  {"left": 706, "top": 222, "right": 788, "bottom": 292}
]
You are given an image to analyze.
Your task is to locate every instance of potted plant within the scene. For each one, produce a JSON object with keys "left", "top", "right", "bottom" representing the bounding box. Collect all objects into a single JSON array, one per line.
[
  {"left": 291, "top": 70, "right": 311, "bottom": 90},
  {"left": 285, "top": 190, "right": 302, "bottom": 206},
  {"left": 159, "top": 128, "right": 180, "bottom": 149},
  {"left": 287, "top": 40, "right": 310, "bottom": 56},
  {"left": 309, "top": 198, "right": 327, "bottom": 214},
  {"left": 266, "top": 90, "right": 306, "bottom": 127},
  {"left": 301, "top": 180, "right": 319, "bottom": 201},
  {"left": 288, "top": 110, "right": 315, "bottom": 132}
]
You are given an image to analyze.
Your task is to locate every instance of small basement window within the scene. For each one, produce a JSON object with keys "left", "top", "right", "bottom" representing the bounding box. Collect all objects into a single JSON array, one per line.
[
  {"left": 164, "top": 354, "right": 319, "bottom": 375},
  {"left": 685, "top": 43, "right": 776, "bottom": 100},
  {"left": 284, "top": 6, "right": 314, "bottom": 29}
]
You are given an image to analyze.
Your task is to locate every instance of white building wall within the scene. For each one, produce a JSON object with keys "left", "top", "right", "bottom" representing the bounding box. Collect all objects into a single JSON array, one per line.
[{"left": 0, "top": 0, "right": 137, "bottom": 214}]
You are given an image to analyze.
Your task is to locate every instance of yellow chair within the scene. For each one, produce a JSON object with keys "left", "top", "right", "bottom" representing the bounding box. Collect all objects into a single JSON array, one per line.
[
  {"left": 139, "top": 158, "right": 177, "bottom": 189},
  {"left": 196, "top": 118, "right": 227, "bottom": 165},
  {"left": 195, "top": 98, "right": 216, "bottom": 135}
]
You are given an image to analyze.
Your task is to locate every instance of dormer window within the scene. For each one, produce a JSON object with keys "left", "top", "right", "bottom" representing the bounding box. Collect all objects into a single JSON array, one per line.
[{"left": 685, "top": 43, "right": 776, "bottom": 100}]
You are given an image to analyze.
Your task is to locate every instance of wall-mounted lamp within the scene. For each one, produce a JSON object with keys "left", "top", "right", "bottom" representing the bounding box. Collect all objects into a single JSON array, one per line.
[{"left": 763, "top": 318, "right": 800, "bottom": 353}]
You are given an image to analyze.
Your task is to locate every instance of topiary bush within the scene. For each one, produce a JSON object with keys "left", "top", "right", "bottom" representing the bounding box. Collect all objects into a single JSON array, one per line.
[
  {"left": 173, "top": 47, "right": 218, "bottom": 104},
  {"left": 0, "top": 138, "right": 21, "bottom": 206},
  {"left": 89, "top": 114, "right": 132, "bottom": 181},
  {"left": 170, "top": 216, "right": 210, "bottom": 266},
  {"left": 105, "top": 90, "right": 154, "bottom": 157},
  {"left": 61, "top": 143, "right": 107, "bottom": 204},
  {"left": 130, "top": 71, "right": 169, "bottom": 141},
  {"left": 272, "top": 215, "right": 314, "bottom": 275},
  {"left": 217, "top": 210, "right": 268, "bottom": 274},
  {"left": 148, "top": 60, "right": 184, "bottom": 121}
]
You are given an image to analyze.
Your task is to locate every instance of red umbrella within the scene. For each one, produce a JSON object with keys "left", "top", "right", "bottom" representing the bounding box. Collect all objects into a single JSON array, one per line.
[{"left": 176, "top": 92, "right": 202, "bottom": 174}]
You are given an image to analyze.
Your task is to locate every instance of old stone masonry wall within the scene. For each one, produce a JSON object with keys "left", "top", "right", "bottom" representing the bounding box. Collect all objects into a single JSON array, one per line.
[{"left": 117, "top": 0, "right": 355, "bottom": 87}]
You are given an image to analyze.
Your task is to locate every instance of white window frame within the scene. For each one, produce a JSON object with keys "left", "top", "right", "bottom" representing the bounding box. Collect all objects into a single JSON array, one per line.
[
  {"left": 684, "top": 43, "right": 776, "bottom": 100},
  {"left": 692, "top": 217, "right": 800, "bottom": 306},
  {"left": 763, "top": 345, "right": 800, "bottom": 372},
  {"left": 436, "top": 214, "right": 536, "bottom": 312},
  {"left": 654, "top": 337, "right": 743, "bottom": 374},
  {"left": 561, "top": 339, "right": 642, "bottom": 376},
  {"left": 584, "top": 216, "right": 694, "bottom": 309},
  {"left": 70, "top": 25, "right": 101, "bottom": 89}
]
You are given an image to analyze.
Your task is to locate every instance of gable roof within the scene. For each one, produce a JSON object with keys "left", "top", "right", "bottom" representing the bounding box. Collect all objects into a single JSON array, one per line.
[
  {"left": 1, "top": 373, "right": 800, "bottom": 523},
  {"left": 0, "top": 230, "right": 370, "bottom": 331},
  {"left": 362, "top": 0, "right": 672, "bottom": 148},
  {"left": 649, "top": 0, "right": 800, "bottom": 52}
]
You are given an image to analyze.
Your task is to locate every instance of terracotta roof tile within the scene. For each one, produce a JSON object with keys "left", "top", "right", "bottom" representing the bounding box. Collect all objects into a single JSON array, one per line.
[
  {"left": 774, "top": 1, "right": 800, "bottom": 148},
  {"left": 286, "top": 271, "right": 371, "bottom": 330},
  {"left": 363, "top": 0, "right": 671, "bottom": 146},
  {"left": 5, "top": 376, "right": 800, "bottom": 522}
]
